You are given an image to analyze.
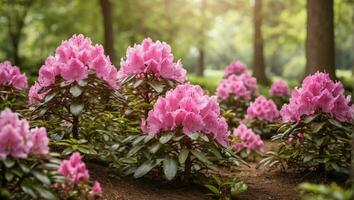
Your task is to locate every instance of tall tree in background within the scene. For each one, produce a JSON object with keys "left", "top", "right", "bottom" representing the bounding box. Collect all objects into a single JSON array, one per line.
[
  {"left": 196, "top": 0, "right": 207, "bottom": 77},
  {"left": 1, "top": 0, "right": 34, "bottom": 66},
  {"left": 306, "top": 0, "right": 335, "bottom": 79},
  {"left": 253, "top": 0, "right": 268, "bottom": 85},
  {"left": 99, "top": 0, "right": 116, "bottom": 64}
]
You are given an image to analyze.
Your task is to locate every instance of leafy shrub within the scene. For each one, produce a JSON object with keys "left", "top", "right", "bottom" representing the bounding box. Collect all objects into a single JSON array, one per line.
[
  {"left": 244, "top": 96, "right": 280, "bottom": 138},
  {"left": 231, "top": 124, "right": 264, "bottom": 158},
  {"left": 217, "top": 73, "right": 258, "bottom": 129},
  {"left": 204, "top": 175, "right": 248, "bottom": 200},
  {"left": 269, "top": 79, "right": 290, "bottom": 109},
  {"left": 0, "top": 108, "right": 101, "bottom": 199},
  {"left": 115, "top": 84, "right": 242, "bottom": 181},
  {"left": 299, "top": 183, "right": 353, "bottom": 200},
  {"left": 28, "top": 34, "right": 122, "bottom": 145},
  {"left": 261, "top": 72, "right": 354, "bottom": 174},
  {"left": 118, "top": 38, "right": 186, "bottom": 122},
  {"left": 0, "top": 61, "right": 28, "bottom": 111}
]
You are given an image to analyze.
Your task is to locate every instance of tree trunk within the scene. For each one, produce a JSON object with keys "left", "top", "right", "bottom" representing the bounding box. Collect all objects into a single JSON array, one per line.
[
  {"left": 196, "top": 47, "right": 204, "bottom": 77},
  {"left": 306, "top": 0, "right": 335, "bottom": 79},
  {"left": 99, "top": 0, "right": 116, "bottom": 64},
  {"left": 253, "top": 0, "right": 268, "bottom": 85}
]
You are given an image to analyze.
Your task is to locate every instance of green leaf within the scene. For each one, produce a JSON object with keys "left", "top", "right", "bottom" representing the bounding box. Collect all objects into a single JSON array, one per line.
[
  {"left": 311, "top": 122, "right": 325, "bottom": 133},
  {"left": 188, "top": 133, "right": 199, "bottom": 140},
  {"left": 70, "top": 103, "right": 84, "bottom": 116},
  {"left": 134, "top": 160, "right": 155, "bottom": 178},
  {"left": 163, "top": 158, "right": 178, "bottom": 181},
  {"left": 127, "top": 145, "right": 144, "bottom": 157},
  {"left": 69, "top": 85, "right": 83, "bottom": 97},
  {"left": 32, "top": 171, "right": 51, "bottom": 185},
  {"left": 303, "top": 114, "right": 319, "bottom": 124},
  {"left": 191, "top": 150, "right": 212, "bottom": 165},
  {"left": 44, "top": 92, "right": 57, "bottom": 103},
  {"left": 34, "top": 186, "right": 58, "bottom": 200},
  {"left": 148, "top": 143, "right": 161, "bottom": 154},
  {"left": 159, "top": 133, "right": 174, "bottom": 144},
  {"left": 0, "top": 188, "right": 11, "bottom": 199},
  {"left": 231, "top": 181, "right": 248, "bottom": 196},
  {"left": 303, "top": 155, "right": 313, "bottom": 163},
  {"left": 178, "top": 149, "right": 189, "bottom": 164},
  {"left": 5, "top": 171, "right": 14, "bottom": 181},
  {"left": 148, "top": 82, "right": 164, "bottom": 93},
  {"left": 133, "top": 79, "right": 144, "bottom": 88},
  {"left": 3, "top": 159, "right": 15, "bottom": 168},
  {"left": 209, "top": 146, "right": 222, "bottom": 160},
  {"left": 21, "top": 182, "right": 38, "bottom": 198},
  {"left": 204, "top": 184, "right": 220, "bottom": 195}
]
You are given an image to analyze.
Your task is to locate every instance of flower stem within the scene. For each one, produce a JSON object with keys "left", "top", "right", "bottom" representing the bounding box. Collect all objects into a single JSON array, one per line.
[{"left": 72, "top": 115, "right": 79, "bottom": 139}]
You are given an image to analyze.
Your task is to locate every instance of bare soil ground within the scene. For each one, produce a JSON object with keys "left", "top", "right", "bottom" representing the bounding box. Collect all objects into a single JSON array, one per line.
[{"left": 87, "top": 141, "right": 312, "bottom": 200}]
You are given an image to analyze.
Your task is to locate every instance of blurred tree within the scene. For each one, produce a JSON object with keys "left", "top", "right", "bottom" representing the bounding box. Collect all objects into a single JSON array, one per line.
[
  {"left": 253, "top": 0, "right": 268, "bottom": 84},
  {"left": 0, "top": 0, "right": 35, "bottom": 66},
  {"left": 306, "top": 0, "right": 336, "bottom": 79},
  {"left": 99, "top": 0, "right": 115, "bottom": 64},
  {"left": 195, "top": 0, "right": 207, "bottom": 77}
]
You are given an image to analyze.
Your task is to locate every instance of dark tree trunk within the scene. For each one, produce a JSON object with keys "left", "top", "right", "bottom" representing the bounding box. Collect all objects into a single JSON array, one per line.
[
  {"left": 306, "top": 0, "right": 335, "bottom": 79},
  {"left": 253, "top": 0, "right": 268, "bottom": 85},
  {"left": 99, "top": 0, "right": 116, "bottom": 64},
  {"left": 196, "top": 47, "right": 204, "bottom": 77}
]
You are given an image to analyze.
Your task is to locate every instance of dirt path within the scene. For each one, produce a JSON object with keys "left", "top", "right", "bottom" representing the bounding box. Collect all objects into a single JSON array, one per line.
[{"left": 89, "top": 141, "right": 301, "bottom": 200}]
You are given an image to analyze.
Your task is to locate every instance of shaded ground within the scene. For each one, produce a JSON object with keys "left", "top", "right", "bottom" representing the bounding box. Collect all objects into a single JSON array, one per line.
[{"left": 88, "top": 141, "right": 303, "bottom": 200}]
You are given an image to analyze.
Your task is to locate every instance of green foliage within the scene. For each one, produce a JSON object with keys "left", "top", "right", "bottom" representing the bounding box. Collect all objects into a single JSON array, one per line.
[
  {"left": 261, "top": 113, "right": 353, "bottom": 174},
  {"left": 0, "top": 153, "right": 65, "bottom": 200},
  {"left": 0, "top": 88, "right": 27, "bottom": 111},
  {"left": 204, "top": 175, "right": 248, "bottom": 200},
  {"left": 299, "top": 183, "right": 353, "bottom": 200},
  {"left": 113, "top": 132, "right": 243, "bottom": 182},
  {"left": 219, "top": 97, "right": 251, "bottom": 130}
]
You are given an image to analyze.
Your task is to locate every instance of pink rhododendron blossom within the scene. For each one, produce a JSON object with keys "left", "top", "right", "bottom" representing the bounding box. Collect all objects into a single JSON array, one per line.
[
  {"left": 223, "top": 60, "right": 247, "bottom": 78},
  {"left": 0, "top": 108, "right": 49, "bottom": 159},
  {"left": 89, "top": 181, "right": 102, "bottom": 197},
  {"left": 119, "top": 38, "right": 186, "bottom": 83},
  {"left": 143, "top": 83, "right": 229, "bottom": 146},
  {"left": 246, "top": 96, "right": 279, "bottom": 122},
  {"left": 0, "top": 61, "right": 28, "bottom": 90},
  {"left": 28, "top": 82, "right": 49, "bottom": 105},
  {"left": 232, "top": 124, "right": 263, "bottom": 152},
  {"left": 269, "top": 80, "right": 289, "bottom": 97},
  {"left": 280, "top": 72, "right": 353, "bottom": 122},
  {"left": 30, "top": 127, "right": 49, "bottom": 155},
  {"left": 216, "top": 74, "right": 258, "bottom": 100},
  {"left": 58, "top": 152, "right": 89, "bottom": 183},
  {"left": 29, "top": 34, "right": 118, "bottom": 104}
]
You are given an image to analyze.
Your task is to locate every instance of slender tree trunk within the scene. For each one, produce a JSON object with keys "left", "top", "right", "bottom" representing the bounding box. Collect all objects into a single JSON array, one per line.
[
  {"left": 196, "top": 47, "right": 204, "bottom": 77},
  {"left": 72, "top": 115, "right": 79, "bottom": 140},
  {"left": 99, "top": 0, "right": 116, "bottom": 64},
  {"left": 253, "top": 0, "right": 268, "bottom": 85},
  {"left": 306, "top": 0, "right": 335, "bottom": 79}
]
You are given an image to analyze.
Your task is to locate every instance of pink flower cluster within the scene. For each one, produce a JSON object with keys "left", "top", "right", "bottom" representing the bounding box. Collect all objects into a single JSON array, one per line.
[
  {"left": 269, "top": 79, "right": 289, "bottom": 97},
  {"left": 232, "top": 124, "right": 264, "bottom": 152},
  {"left": 119, "top": 38, "right": 186, "bottom": 83},
  {"left": 58, "top": 152, "right": 89, "bottom": 183},
  {"left": 29, "top": 34, "right": 118, "bottom": 104},
  {"left": 0, "top": 61, "right": 28, "bottom": 90},
  {"left": 246, "top": 96, "right": 279, "bottom": 122},
  {"left": 216, "top": 74, "right": 258, "bottom": 101},
  {"left": 223, "top": 60, "right": 247, "bottom": 78},
  {"left": 280, "top": 72, "right": 354, "bottom": 122},
  {"left": 58, "top": 152, "right": 102, "bottom": 196},
  {"left": 0, "top": 108, "right": 49, "bottom": 159},
  {"left": 141, "top": 84, "right": 229, "bottom": 146}
]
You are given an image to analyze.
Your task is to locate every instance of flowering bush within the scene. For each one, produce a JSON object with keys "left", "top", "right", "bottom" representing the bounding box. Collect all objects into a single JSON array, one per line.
[
  {"left": 223, "top": 60, "right": 247, "bottom": 78},
  {"left": 29, "top": 34, "right": 123, "bottom": 142},
  {"left": 0, "top": 61, "right": 28, "bottom": 110},
  {"left": 217, "top": 73, "right": 258, "bottom": 129},
  {"left": 57, "top": 152, "right": 102, "bottom": 199},
  {"left": 261, "top": 72, "right": 353, "bottom": 174},
  {"left": 231, "top": 124, "right": 264, "bottom": 155},
  {"left": 244, "top": 96, "right": 279, "bottom": 138},
  {"left": 118, "top": 38, "right": 187, "bottom": 123},
  {"left": 0, "top": 108, "right": 101, "bottom": 199},
  {"left": 115, "top": 84, "right": 241, "bottom": 182},
  {"left": 269, "top": 80, "right": 289, "bottom": 97}
]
